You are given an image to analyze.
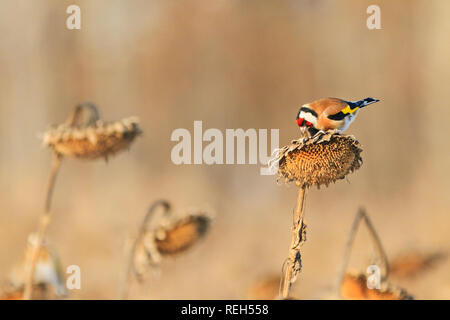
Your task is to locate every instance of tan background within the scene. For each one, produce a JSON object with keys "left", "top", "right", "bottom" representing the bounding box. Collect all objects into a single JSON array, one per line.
[{"left": 0, "top": 0, "right": 448, "bottom": 299}]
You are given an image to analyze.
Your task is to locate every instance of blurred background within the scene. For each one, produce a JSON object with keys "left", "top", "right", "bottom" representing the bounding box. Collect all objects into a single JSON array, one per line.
[{"left": 0, "top": 0, "right": 449, "bottom": 299}]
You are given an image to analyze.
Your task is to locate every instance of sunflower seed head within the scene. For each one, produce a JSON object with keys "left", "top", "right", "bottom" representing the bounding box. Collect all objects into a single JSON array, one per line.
[
  {"left": 340, "top": 272, "right": 413, "bottom": 300},
  {"left": 272, "top": 130, "right": 363, "bottom": 188},
  {"left": 42, "top": 107, "right": 142, "bottom": 160}
]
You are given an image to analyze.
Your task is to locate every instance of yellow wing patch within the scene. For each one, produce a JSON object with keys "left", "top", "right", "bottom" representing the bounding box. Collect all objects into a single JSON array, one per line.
[{"left": 342, "top": 105, "right": 359, "bottom": 115}]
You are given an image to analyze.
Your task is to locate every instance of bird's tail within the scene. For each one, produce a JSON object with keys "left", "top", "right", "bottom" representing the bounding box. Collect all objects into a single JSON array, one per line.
[{"left": 355, "top": 97, "right": 380, "bottom": 108}]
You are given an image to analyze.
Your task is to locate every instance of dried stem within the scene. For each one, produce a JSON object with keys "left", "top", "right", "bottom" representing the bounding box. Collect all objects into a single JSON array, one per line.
[
  {"left": 23, "top": 152, "right": 62, "bottom": 300},
  {"left": 280, "top": 185, "right": 307, "bottom": 299},
  {"left": 119, "top": 200, "right": 171, "bottom": 299},
  {"left": 65, "top": 102, "right": 100, "bottom": 127},
  {"left": 337, "top": 207, "right": 390, "bottom": 294}
]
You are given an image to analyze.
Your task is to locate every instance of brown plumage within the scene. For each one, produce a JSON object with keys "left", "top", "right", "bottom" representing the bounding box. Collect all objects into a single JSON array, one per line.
[{"left": 310, "top": 98, "right": 350, "bottom": 131}]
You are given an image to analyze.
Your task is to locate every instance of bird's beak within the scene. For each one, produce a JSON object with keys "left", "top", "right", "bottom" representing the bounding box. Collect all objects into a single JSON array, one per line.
[{"left": 364, "top": 98, "right": 380, "bottom": 107}]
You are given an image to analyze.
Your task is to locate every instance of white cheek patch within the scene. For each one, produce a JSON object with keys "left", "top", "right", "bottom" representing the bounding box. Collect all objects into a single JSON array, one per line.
[{"left": 299, "top": 111, "right": 317, "bottom": 126}]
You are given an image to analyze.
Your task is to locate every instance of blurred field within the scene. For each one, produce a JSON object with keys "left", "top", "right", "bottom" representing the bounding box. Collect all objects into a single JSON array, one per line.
[{"left": 0, "top": 0, "right": 449, "bottom": 299}]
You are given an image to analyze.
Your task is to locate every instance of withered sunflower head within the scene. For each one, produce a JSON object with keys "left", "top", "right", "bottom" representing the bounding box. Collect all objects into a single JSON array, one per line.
[
  {"left": 42, "top": 102, "right": 142, "bottom": 160},
  {"left": 271, "top": 130, "right": 363, "bottom": 188},
  {"left": 389, "top": 251, "right": 446, "bottom": 279},
  {"left": 153, "top": 214, "right": 211, "bottom": 256},
  {"left": 131, "top": 201, "right": 212, "bottom": 281},
  {"left": 340, "top": 272, "right": 413, "bottom": 300}
]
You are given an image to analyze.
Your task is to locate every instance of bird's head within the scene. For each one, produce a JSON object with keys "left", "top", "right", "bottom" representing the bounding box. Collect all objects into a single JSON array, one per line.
[{"left": 296, "top": 106, "right": 316, "bottom": 128}]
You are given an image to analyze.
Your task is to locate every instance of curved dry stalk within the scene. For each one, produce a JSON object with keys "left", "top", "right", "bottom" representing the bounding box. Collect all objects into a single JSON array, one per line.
[
  {"left": 65, "top": 102, "right": 100, "bottom": 127},
  {"left": 119, "top": 200, "right": 171, "bottom": 300},
  {"left": 337, "top": 207, "right": 390, "bottom": 295},
  {"left": 280, "top": 186, "right": 307, "bottom": 299},
  {"left": 23, "top": 152, "right": 62, "bottom": 300}
]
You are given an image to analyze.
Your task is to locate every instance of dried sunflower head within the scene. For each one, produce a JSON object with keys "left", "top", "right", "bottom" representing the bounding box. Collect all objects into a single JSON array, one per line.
[
  {"left": 365, "top": 285, "right": 413, "bottom": 300},
  {"left": 8, "top": 234, "right": 66, "bottom": 298},
  {"left": 0, "top": 287, "right": 24, "bottom": 300},
  {"left": 153, "top": 214, "right": 211, "bottom": 256},
  {"left": 42, "top": 102, "right": 141, "bottom": 160},
  {"left": 389, "top": 251, "right": 447, "bottom": 279},
  {"left": 340, "top": 272, "right": 413, "bottom": 300},
  {"left": 340, "top": 273, "right": 368, "bottom": 300},
  {"left": 0, "top": 284, "right": 49, "bottom": 300},
  {"left": 131, "top": 209, "right": 212, "bottom": 281},
  {"left": 271, "top": 130, "right": 362, "bottom": 188}
]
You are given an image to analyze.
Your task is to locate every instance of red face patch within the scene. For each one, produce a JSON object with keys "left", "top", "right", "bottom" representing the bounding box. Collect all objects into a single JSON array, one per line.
[
  {"left": 305, "top": 121, "right": 313, "bottom": 127},
  {"left": 296, "top": 118, "right": 304, "bottom": 126}
]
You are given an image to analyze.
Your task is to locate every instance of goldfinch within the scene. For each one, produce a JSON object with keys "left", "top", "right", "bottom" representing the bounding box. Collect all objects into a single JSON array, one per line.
[{"left": 296, "top": 97, "right": 380, "bottom": 135}]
